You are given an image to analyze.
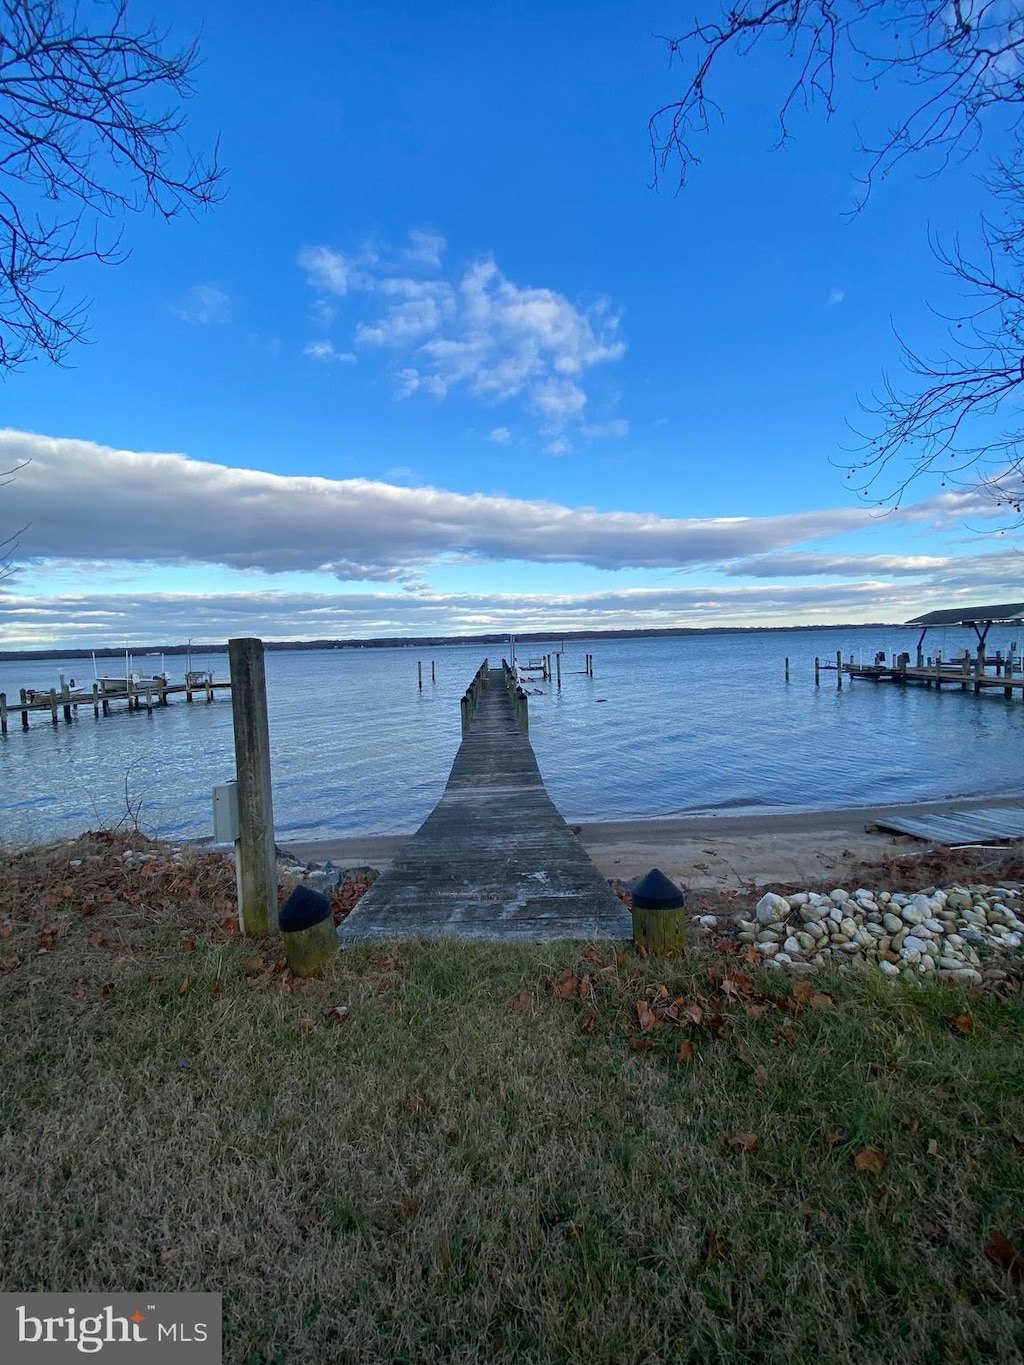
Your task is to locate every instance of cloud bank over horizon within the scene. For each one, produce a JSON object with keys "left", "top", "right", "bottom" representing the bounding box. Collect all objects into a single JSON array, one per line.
[{"left": 0, "top": 428, "right": 1017, "bottom": 649}]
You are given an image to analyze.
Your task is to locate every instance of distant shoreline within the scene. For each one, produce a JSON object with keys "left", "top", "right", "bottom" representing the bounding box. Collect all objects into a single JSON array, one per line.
[{"left": 0, "top": 620, "right": 910, "bottom": 663}]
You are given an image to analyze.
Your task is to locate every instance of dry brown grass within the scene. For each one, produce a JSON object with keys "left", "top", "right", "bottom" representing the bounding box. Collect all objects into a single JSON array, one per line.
[{"left": 2, "top": 833, "right": 1024, "bottom": 1364}]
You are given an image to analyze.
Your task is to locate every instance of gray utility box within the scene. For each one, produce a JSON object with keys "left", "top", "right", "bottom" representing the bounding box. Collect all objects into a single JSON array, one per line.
[{"left": 212, "top": 781, "right": 240, "bottom": 843}]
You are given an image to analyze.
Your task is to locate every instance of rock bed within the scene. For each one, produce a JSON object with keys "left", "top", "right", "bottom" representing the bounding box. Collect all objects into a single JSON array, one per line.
[{"left": 724, "top": 882, "right": 1024, "bottom": 984}]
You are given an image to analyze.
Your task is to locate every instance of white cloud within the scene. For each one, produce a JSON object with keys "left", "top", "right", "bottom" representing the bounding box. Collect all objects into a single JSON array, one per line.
[
  {"left": 401, "top": 230, "right": 446, "bottom": 269},
  {"left": 4, "top": 570, "right": 1020, "bottom": 650},
  {"left": 170, "top": 284, "right": 230, "bottom": 325},
  {"left": 1, "top": 429, "right": 894, "bottom": 580},
  {"left": 488, "top": 427, "right": 512, "bottom": 444},
  {"left": 298, "top": 237, "right": 626, "bottom": 446},
  {"left": 297, "top": 245, "right": 352, "bottom": 295},
  {"left": 303, "top": 340, "right": 356, "bottom": 363}
]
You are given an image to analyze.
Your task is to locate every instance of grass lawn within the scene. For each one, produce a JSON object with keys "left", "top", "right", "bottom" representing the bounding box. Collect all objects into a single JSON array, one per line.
[{"left": 2, "top": 832, "right": 1024, "bottom": 1363}]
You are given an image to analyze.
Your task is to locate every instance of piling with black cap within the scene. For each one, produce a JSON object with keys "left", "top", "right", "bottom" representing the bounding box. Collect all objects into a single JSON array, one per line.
[
  {"left": 280, "top": 885, "right": 337, "bottom": 977},
  {"left": 631, "top": 868, "right": 686, "bottom": 953}
]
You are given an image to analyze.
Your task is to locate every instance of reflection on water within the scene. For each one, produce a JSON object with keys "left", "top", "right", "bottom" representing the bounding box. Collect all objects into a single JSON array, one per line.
[{"left": 1, "top": 626, "right": 1021, "bottom": 846}]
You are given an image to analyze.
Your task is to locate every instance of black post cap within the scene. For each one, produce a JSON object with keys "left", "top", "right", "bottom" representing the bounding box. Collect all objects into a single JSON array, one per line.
[
  {"left": 279, "top": 885, "right": 332, "bottom": 932},
  {"left": 631, "top": 868, "right": 685, "bottom": 910}
]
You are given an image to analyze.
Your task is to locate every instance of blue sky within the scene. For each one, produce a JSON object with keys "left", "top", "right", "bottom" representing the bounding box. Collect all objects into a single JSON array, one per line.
[{"left": 1, "top": 0, "right": 1020, "bottom": 649}]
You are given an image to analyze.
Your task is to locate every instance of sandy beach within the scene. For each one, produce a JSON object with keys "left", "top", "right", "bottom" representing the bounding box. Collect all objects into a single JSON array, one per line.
[{"left": 281, "top": 792, "right": 1024, "bottom": 893}]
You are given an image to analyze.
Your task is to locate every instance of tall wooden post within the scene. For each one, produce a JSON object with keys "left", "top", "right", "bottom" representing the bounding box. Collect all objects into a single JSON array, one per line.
[
  {"left": 228, "top": 637, "right": 277, "bottom": 937},
  {"left": 0, "top": 692, "right": 6, "bottom": 736}
]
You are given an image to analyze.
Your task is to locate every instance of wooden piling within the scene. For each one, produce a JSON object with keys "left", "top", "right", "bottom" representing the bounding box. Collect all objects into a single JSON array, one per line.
[
  {"left": 92, "top": 683, "right": 100, "bottom": 718},
  {"left": 556, "top": 653, "right": 561, "bottom": 689},
  {"left": 836, "top": 650, "right": 842, "bottom": 690},
  {"left": 228, "top": 637, "right": 278, "bottom": 938},
  {"left": 0, "top": 692, "right": 6, "bottom": 736},
  {"left": 418, "top": 660, "right": 423, "bottom": 690},
  {"left": 48, "top": 688, "right": 58, "bottom": 726},
  {"left": 62, "top": 684, "right": 72, "bottom": 723},
  {"left": 144, "top": 684, "right": 153, "bottom": 715},
  {"left": 431, "top": 660, "right": 436, "bottom": 683},
  {"left": 814, "top": 656, "right": 820, "bottom": 686},
  {"left": 784, "top": 656, "right": 790, "bottom": 682}
]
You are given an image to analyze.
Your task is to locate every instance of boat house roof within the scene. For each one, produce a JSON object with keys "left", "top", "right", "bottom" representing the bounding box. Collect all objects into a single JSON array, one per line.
[{"left": 905, "top": 603, "right": 1024, "bottom": 627}]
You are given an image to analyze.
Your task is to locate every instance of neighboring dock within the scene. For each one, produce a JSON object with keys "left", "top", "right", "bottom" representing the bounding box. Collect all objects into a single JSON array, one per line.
[
  {"left": 814, "top": 600, "right": 1024, "bottom": 700},
  {"left": 338, "top": 660, "right": 632, "bottom": 943},
  {"left": 0, "top": 672, "right": 230, "bottom": 734}
]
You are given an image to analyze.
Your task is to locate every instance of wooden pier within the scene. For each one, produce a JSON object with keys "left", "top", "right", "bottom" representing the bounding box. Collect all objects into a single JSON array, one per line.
[
  {"left": 338, "top": 660, "right": 631, "bottom": 943},
  {"left": 815, "top": 649, "right": 1024, "bottom": 698},
  {"left": 0, "top": 674, "right": 231, "bottom": 735}
]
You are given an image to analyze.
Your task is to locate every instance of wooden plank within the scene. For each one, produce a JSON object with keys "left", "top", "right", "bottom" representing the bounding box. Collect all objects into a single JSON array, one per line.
[
  {"left": 338, "top": 670, "right": 632, "bottom": 943},
  {"left": 874, "top": 807, "right": 1024, "bottom": 844}
]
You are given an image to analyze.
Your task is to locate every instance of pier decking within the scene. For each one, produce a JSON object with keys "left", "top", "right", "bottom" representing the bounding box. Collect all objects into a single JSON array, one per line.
[{"left": 337, "top": 662, "right": 632, "bottom": 943}]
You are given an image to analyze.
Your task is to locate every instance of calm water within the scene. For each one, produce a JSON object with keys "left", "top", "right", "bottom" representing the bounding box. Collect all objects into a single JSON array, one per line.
[{"left": 1, "top": 626, "right": 1021, "bottom": 848}]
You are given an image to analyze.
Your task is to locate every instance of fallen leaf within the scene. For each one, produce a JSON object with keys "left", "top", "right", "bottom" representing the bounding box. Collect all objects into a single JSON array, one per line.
[
  {"left": 744, "top": 1002, "right": 770, "bottom": 1020},
  {"left": 177, "top": 977, "right": 191, "bottom": 997},
  {"left": 554, "top": 972, "right": 578, "bottom": 999},
  {"left": 628, "top": 1038, "right": 655, "bottom": 1052},
  {"left": 792, "top": 981, "right": 814, "bottom": 1005},
  {"left": 744, "top": 947, "right": 760, "bottom": 966},
  {"left": 296, "top": 1210, "right": 320, "bottom": 1238},
  {"left": 809, "top": 991, "right": 834, "bottom": 1008},
  {"left": 702, "top": 1228, "right": 727, "bottom": 1262},
  {"left": 584, "top": 946, "right": 599, "bottom": 962},
  {"left": 181, "top": 938, "right": 197, "bottom": 953},
  {"left": 681, "top": 1002, "right": 704, "bottom": 1027},
  {"left": 36, "top": 925, "right": 59, "bottom": 950},
  {"left": 88, "top": 931, "right": 105, "bottom": 949},
  {"left": 99, "top": 982, "right": 115, "bottom": 999},
  {"left": 580, "top": 1012, "right": 599, "bottom": 1034},
  {"left": 722, "top": 1132, "right": 758, "bottom": 1154},
  {"left": 648, "top": 983, "right": 670, "bottom": 1004},
  {"left": 753, "top": 1064, "right": 768, "bottom": 1090},
  {"left": 678, "top": 1040, "right": 695, "bottom": 1063},
  {"left": 636, "top": 1001, "right": 659, "bottom": 1031},
  {"left": 927, "top": 1138, "right": 940, "bottom": 1157},
  {"left": 947, "top": 1013, "right": 974, "bottom": 1035},
  {"left": 854, "top": 1147, "right": 888, "bottom": 1176},
  {"left": 325, "top": 1005, "right": 351, "bottom": 1023},
  {"left": 300, "top": 1017, "right": 316, "bottom": 1033},
  {"left": 509, "top": 989, "right": 534, "bottom": 1012},
  {"left": 895, "top": 1111, "right": 921, "bottom": 1136},
  {"left": 1, "top": 952, "right": 22, "bottom": 972},
  {"left": 824, "top": 1129, "right": 847, "bottom": 1148},
  {"left": 986, "top": 1229, "right": 1024, "bottom": 1283}
]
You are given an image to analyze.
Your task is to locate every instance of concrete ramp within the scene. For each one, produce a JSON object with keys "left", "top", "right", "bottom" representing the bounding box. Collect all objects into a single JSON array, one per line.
[{"left": 337, "top": 672, "right": 632, "bottom": 943}]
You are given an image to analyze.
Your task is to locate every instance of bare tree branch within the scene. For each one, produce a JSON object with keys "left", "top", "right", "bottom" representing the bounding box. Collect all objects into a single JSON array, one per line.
[
  {"left": 0, "top": 0, "right": 225, "bottom": 370},
  {"left": 650, "top": 0, "right": 1024, "bottom": 517}
]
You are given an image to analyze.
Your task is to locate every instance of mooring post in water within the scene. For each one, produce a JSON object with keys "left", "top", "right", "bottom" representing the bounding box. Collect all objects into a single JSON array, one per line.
[
  {"left": 418, "top": 660, "right": 423, "bottom": 690},
  {"left": 556, "top": 653, "right": 561, "bottom": 689},
  {"left": 61, "top": 684, "right": 72, "bottom": 723},
  {"left": 836, "top": 650, "right": 842, "bottom": 690},
  {"left": 431, "top": 660, "right": 436, "bottom": 683},
  {"left": 814, "top": 657, "right": 820, "bottom": 686},
  {"left": 48, "top": 688, "right": 58, "bottom": 725},
  {"left": 0, "top": 692, "right": 6, "bottom": 736},
  {"left": 784, "top": 656, "right": 790, "bottom": 682},
  {"left": 228, "top": 637, "right": 277, "bottom": 937}
]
